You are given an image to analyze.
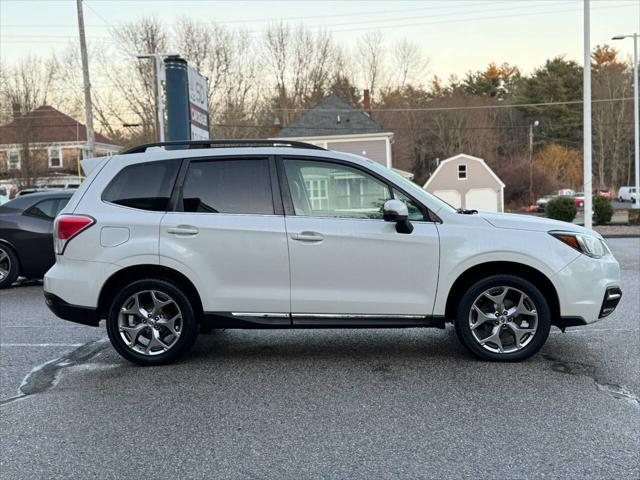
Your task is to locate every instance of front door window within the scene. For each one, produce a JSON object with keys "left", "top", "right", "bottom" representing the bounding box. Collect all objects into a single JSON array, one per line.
[{"left": 283, "top": 159, "right": 391, "bottom": 219}]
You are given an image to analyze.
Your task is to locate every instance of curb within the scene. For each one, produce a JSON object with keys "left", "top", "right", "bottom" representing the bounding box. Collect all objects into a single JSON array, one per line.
[{"left": 601, "top": 234, "right": 640, "bottom": 239}]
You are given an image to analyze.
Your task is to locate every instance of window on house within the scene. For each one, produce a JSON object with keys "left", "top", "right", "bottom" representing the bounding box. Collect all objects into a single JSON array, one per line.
[
  {"left": 458, "top": 164, "right": 467, "bottom": 179},
  {"left": 7, "top": 150, "right": 21, "bottom": 170},
  {"left": 48, "top": 146, "right": 62, "bottom": 168}
]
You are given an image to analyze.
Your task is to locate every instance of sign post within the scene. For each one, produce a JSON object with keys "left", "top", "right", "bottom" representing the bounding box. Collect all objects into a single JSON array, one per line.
[{"left": 165, "top": 57, "right": 210, "bottom": 142}]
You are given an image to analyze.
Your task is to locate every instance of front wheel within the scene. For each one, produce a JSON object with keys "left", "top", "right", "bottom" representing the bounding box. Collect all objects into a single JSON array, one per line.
[
  {"left": 106, "top": 279, "right": 198, "bottom": 366},
  {"left": 454, "top": 275, "right": 551, "bottom": 362}
]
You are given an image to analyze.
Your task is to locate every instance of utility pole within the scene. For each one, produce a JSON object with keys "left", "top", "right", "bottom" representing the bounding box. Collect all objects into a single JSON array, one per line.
[
  {"left": 76, "top": 0, "right": 96, "bottom": 158},
  {"left": 528, "top": 120, "right": 539, "bottom": 206},
  {"left": 583, "top": 0, "right": 593, "bottom": 229}
]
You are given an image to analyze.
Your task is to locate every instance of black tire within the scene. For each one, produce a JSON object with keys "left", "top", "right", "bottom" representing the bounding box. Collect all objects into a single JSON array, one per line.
[
  {"left": 454, "top": 274, "right": 551, "bottom": 362},
  {"left": 106, "top": 279, "right": 198, "bottom": 366},
  {"left": 0, "top": 244, "right": 19, "bottom": 289}
]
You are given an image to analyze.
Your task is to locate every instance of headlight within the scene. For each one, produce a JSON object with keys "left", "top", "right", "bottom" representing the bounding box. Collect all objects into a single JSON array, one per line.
[{"left": 550, "top": 231, "right": 608, "bottom": 258}]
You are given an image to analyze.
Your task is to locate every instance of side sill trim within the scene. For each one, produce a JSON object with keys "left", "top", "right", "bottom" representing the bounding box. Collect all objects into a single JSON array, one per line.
[{"left": 204, "top": 312, "right": 446, "bottom": 329}]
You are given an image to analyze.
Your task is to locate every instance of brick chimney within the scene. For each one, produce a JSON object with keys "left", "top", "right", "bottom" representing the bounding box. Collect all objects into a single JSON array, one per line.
[
  {"left": 363, "top": 89, "right": 371, "bottom": 116},
  {"left": 271, "top": 116, "right": 281, "bottom": 136},
  {"left": 11, "top": 103, "right": 21, "bottom": 120}
]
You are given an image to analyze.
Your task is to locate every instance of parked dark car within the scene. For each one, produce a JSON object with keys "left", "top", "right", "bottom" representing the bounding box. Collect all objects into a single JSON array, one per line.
[{"left": 0, "top": 190, "right": 73, "bottom": 288}]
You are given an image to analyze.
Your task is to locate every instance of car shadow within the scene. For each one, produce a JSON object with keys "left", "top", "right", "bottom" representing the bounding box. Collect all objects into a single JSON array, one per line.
[{"left": 186, "top": 327, "right": 471, "bottom": 364}]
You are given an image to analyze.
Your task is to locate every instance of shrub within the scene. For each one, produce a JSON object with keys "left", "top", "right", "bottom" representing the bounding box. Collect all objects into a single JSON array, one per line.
[
  {"left": 593, "top": 195, "right": 613, "bottom": 225},
  {"left": 546, "top": 196, "right": 576, "bottom": 222}
]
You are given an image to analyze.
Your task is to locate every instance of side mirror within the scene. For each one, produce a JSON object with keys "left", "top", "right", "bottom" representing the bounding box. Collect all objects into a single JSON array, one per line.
[{"left": 383, "top": 199, "right": 414, "bottom": 234}]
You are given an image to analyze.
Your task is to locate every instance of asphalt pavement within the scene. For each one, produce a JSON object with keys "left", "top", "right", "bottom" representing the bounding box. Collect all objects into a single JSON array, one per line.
[{"left": 1, "top": 238, "right": 638, "bottom": 479}]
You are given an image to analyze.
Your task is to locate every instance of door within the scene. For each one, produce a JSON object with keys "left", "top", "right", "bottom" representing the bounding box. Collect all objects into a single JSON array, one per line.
[
  {"left": 465, "top": 188, "right": 498, "bottom": 212},
  {"left": 280, "top": 157, "right": 440, "bottom": 317},
  {"left": 160, "top": 157, "right": 290, "bottom": 315},
  {"left": 432, "top": 189, "right": 461, "bottom": 209}
]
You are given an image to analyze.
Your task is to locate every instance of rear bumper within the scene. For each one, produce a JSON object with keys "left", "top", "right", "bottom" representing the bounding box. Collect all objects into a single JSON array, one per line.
[{"left": 44, "top": 292, "right": 100, "bottom": 327}]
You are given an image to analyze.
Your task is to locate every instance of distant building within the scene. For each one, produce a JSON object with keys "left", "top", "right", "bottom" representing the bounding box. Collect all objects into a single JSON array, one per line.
[
  {"left": 0, "top": 105, "right": 120, "bottom": 194},
  {"left": 274, "top": 93, "right": 397, "bottom": 170},
  {"left": 423, "top": 153, "right": 505, "bottom": 212}
]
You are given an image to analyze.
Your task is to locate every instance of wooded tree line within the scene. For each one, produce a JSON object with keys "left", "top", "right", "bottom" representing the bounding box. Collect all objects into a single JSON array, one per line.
[{"left": 0, "top": 19, "right": 635, "bottom": 205}]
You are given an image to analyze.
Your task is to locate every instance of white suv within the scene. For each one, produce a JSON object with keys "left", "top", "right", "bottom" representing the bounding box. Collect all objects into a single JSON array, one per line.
[{"left": 44, "top": 140, "right": 622, "bottom": 365}]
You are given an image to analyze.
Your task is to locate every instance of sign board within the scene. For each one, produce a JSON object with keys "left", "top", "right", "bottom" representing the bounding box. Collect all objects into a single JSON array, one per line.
[{"left": 187, "top": 67, "right": 209, "bottom": 140}]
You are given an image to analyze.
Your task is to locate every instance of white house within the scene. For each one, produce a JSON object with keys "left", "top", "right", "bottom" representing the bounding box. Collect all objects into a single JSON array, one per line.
[{"left": 423, "top": 153, "right": 505, "bottom": 212}]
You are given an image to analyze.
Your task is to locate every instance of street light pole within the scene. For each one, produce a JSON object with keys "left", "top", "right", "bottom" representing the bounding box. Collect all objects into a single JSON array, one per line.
[
  {"left": 583, "top": 0, "right": 593, "bottom": 229},
  {"left": 528, "top": 120, "right": 539, "bottom": 206},
  {"left": 612, "top": 33, "right": 639, "bottom": 209},
  {"left": 137, "top": 53, "right": 173, "bottom": 143},
  {"left": 634, "top": 34, "right": 639, "bottom": 210}
]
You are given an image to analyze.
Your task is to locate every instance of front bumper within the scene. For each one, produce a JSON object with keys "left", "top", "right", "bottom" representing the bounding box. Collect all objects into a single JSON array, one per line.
[
  {"left": 554, "top": 251, "right": 621, "bottom": 324},
  {"left": 44, "top": 292, "right": 100, "bottom": 327},
  {"left": 599, "top": 286, "right": 622, "bottom": 318}
]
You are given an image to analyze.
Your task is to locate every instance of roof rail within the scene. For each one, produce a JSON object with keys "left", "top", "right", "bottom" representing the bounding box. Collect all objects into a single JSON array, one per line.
[{"left": 120, "top": 139, "right": 326, "bottom": 154}]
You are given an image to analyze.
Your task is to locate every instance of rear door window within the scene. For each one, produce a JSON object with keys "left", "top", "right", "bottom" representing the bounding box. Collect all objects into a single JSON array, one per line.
[
  {"left": 102, "top": 160, "right": 180, "bottom": 211},
  {"left": 53, "top": 198, "right": 70, "bottom": 216},
  {"left": 181, "top": 158, "right": 274, "bottom": 214},
  {"left": 25, "top": 199, "right": 58, "bottom": 219}
]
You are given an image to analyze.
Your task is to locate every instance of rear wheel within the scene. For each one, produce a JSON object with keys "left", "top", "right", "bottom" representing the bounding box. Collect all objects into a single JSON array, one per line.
[
  {"left": 454, "top": 275, "right": 551, "bottom": 362},
  {"left": 0, "top": 245, "right": 19, "bottom": 289},
  {"left": 106, "top": 279, "right": 198, "bottom": 366}
]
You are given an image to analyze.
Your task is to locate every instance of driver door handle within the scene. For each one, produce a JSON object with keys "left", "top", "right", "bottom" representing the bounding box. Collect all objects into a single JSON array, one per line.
[
  {"left": 167, "top": 225, "right": 199, "bottom": 236},
  {"left": 291, "top": 231, "right": 324, "bottom": 243}
]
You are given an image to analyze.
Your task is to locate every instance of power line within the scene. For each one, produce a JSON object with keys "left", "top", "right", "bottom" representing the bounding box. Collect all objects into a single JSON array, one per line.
[
  {"left": 0, "top": 0, "right": 534, "bottom": 28},
  {"left": 0, "top": 97, "right": 634, "bottom": 118},
  {"left": 1, "top": 1, "right": 635, "bottom": 42}
]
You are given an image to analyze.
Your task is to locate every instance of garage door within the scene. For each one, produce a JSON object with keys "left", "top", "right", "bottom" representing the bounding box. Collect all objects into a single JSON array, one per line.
[
  {"left": 465, "top": 188, "right": 498, "bottom": 212},
  {"left": 432, "top": 189, "right": 462, "bottom": 209}
]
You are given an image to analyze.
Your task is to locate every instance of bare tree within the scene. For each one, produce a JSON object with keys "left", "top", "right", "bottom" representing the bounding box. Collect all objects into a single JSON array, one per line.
[
  {"left": 263, "top": 23, "right": 340, "bottom": 126},
  {"left": 0, "top": 56, "right": 59, "bottom": 188},
  {"left": 101, "top": 17, "right": 169, "bottom": 144},
  {"left": 356, "top": 31, "right": 386, "bottom": 98},
  {"left": 0, "top": 55, "right": 57, "bottom": 122},
  {"left": 392, "top": 39, "right": 429, "bottom": 88},
  {"left": 591, "top": 45, "right": 633, "bottom": 188}
]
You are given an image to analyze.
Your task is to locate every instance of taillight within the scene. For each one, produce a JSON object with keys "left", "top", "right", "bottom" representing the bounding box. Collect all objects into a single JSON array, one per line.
[{"left": 54, "top": 215, "right": 95, "bottom": 254}]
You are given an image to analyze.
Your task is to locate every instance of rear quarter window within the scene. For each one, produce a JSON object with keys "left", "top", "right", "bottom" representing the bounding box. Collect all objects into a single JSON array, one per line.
[{"left": 102, "top": 160, "right": 180, "bottom": 211}]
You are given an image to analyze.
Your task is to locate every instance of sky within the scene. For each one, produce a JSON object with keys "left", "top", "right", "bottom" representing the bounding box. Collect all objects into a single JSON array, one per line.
[{"left": 1, "top": 0, "right": 639, "bottom": 79}]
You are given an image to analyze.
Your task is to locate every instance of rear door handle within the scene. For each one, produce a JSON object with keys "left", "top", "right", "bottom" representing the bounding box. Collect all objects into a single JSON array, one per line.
[
  {"left": 167, "top": 225, "right": 199, "bottom": 236},
  {"left": 291, "top": 231, "right": 324, "bottom": 242}
]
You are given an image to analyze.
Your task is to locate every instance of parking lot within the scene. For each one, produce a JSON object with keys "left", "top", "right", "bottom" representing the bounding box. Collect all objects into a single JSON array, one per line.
[{"left": 0, "top": 238, "right": 638, "bottom": 479}]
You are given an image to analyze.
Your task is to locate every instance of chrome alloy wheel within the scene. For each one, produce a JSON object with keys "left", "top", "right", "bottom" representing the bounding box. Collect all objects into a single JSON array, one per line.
[
  {"left": 118, "top": 290, "right": 183, "bottom": 356},
  {"left": 0, "top": 247, "right": 11, "bottom": 282},
  {"left": 468, "top": 286, "right": 538, "bottom": 354}
]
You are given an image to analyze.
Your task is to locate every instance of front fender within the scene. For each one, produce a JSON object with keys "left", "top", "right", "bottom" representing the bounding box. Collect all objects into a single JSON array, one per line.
[{"left": 432, "top": 224, "right": 579, "bottom": 316}]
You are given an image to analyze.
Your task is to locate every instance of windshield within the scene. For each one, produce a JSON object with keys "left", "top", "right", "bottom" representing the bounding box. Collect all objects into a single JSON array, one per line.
[{"left": 367, "top": 161, "right": 457, "bottom": 213}]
